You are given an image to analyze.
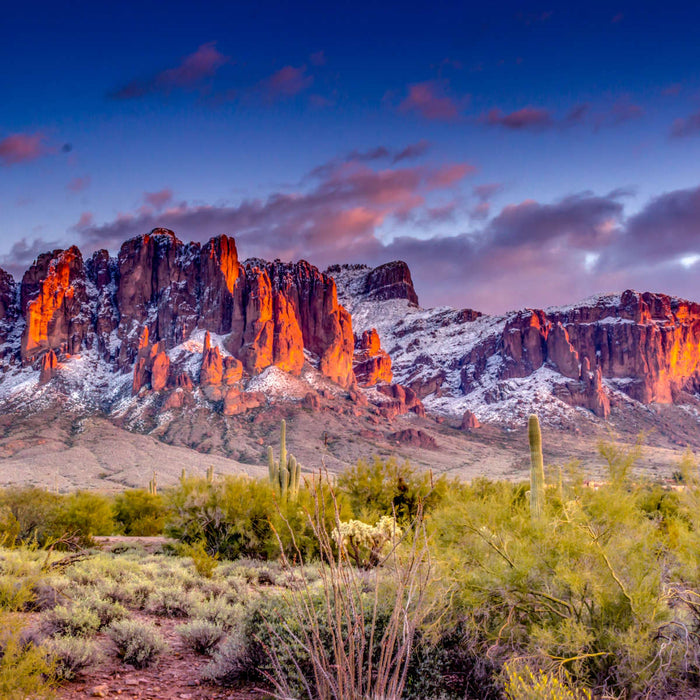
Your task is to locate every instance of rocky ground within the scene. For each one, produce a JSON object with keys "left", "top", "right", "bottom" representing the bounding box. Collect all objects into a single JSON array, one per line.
[{"left": 50, "top": 614, "right": 260, "bottom": 700}]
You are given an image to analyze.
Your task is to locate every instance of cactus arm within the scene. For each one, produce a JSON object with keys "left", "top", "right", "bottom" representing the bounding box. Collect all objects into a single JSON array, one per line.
[
  {"left": 280, "top": 420, "right": 287, "bottom": 476},
  {"left": 528, "top": 414, "right": 545, "bottom": 521}
]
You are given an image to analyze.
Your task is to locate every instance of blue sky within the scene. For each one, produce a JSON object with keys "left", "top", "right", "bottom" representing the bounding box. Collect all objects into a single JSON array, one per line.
[{"left": 2, "top": 0, "right": 700, "bottom": 312}]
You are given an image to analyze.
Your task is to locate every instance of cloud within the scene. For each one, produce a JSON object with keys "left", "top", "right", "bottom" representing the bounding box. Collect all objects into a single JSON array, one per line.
[
  {"left": 0, "top": 132, "right": 50, "bottom": 166},
  {"left": 110, "top": 42, "right": 229, "bottom": 99},
  {"left": 310, "top": 142, "right": 434, "bottom": 180},
  {"left": 670, "top": 109, "right": 700, "bottom": 138},
  {"left": 606, "top": 185, "right": 700, "bottom": 266},
  {"left": 309, "top": 51, "right": 326, "bottom": 66},
  {"left": 143, "top": 189, "right": 173, "bottom": 210},
  {"left": 392, "top": 140, "right": 431, "bottom": 164},
  {"left": 397, "top": 81, "right": 464, "bottom": 122},
  {"left": 482, "top": 106, "right": 553, "bottom": 130},
  {"left": 662, "top": 83, "right": 682, "bottom": 97},
  {"left": 74, "top": 157, "right": 475, "bottom": 262},
  {"left": 260, "top": 65, "right": 313, "bottom": 100},
  {"left": 0, "top": 237, "right": 64, "bottom": 279},
  {"left": 67, "top": 176, "right": 91, "bottom": 193},
  {"left": 49, "top": 149, "right": 700, "bottom": 313}
]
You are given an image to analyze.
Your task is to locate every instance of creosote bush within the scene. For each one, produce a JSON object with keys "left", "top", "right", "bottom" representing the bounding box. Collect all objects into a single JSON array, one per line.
[
  {"left": 176, "top": 620, "right": 226, "bottom": 655},
  {"left": 107, "top": 619, "right": 166, "bottom": 668}
]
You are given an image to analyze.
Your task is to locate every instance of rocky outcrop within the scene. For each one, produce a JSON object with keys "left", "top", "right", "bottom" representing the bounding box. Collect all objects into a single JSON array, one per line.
[
  {"left": 461, "top": 410, "right": 480, "bottom": 430},
  {"left": 363, "top": 261, "right": 419, "bottom": 305},
  {"left": 353, "top": 329, "right": 392, "bottom": 386},
  {"left": 20, "top": 247, "right": 91, "bottom": 361},
  {"left": 39, "top": 350, "right": 58, "bottom": 385},
  {"left": 13, "top": 230, "right": 356, "bottom": 394}
]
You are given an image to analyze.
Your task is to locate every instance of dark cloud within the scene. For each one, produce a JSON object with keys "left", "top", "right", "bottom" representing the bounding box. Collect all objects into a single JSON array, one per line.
[
  {"left": 0, "top": 237, "right": 64, "bottom": 278},
  {"left": 40, "top": 153, "right": 700, "bottom": 313},
  {"left": 482, "top": 106, "right": 553, "bottom": 130},
  {"left": 110, "top": 42, "right": 229, "bottom": 99},
  {"left": 606, "top": 185, "right": 700, "bottom": 266}
]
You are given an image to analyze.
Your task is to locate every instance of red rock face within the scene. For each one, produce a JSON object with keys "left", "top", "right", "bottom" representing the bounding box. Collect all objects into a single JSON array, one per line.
[
  {"left": 20, "top": 247, "right": 90, "bottom": 361},
  {"left": 39, "top": 350, "right": 58, "bottom": 385},
  {"left": 460, "top": 290, "right": 700, "bottom": 414},
  {"left": 363, "top": 261, "right": 419, "bottom": 305},
  {"left": 354, "top": 329, "right": 393, "bottom": 386},
  {"left": 12, "top": 230, "right": 357, "bottom": 395}
]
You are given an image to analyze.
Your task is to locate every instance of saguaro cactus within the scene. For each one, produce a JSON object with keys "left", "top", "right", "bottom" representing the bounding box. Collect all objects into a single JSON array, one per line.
[
  {"left": 528, "top": 414, "right": 545, "bottom": 521},
  {"left": 206, "top": 465, "right": 214, "bottom": 484},
  {"left": 267, "top": 419, "right": 301, "bottom": 499},
  {"left": 148, "top": 471, "right": 158, "bottom": 496}
]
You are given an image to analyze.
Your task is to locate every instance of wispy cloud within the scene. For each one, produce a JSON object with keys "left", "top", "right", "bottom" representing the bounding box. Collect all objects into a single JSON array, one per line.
[
  {"left": 110, "top": 42, "right": 229, "bottom": 99},
  {"left": 397, "top": 81, "right": 465, "bottom": 122}
]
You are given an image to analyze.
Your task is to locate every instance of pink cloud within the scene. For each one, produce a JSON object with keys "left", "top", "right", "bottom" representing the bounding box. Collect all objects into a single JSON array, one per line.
[
  {"left": 482, "top": 106, "right": 553, "bottom": 130},
  {"left": 397, "top": 81, "right": 463, "bottom": 122},
  {"left": 261, "top": 65, "right": 313, "bottom": 99},
  {"left": 144, "top": 188, "right": 174, "bottom": 210},
  {"left": 0, "top": 132, "right": 50, "bottom": 166},
  {"left": 662, "top": 83, "right": 682, "bottom": 97},
  {"left": 111, "top": 42, "right": 229, "bottom": 99},
  {"left": 670, "top": 110, "right": 700, "bottom": 138},
  {"left": 67, "top": 176, "right": 91, "bottom": 193}
]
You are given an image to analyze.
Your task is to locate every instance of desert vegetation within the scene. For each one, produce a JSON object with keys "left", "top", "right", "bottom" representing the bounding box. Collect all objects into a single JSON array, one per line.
[{"left": 2, "top": 420, "right": 700, "bottom": 698}]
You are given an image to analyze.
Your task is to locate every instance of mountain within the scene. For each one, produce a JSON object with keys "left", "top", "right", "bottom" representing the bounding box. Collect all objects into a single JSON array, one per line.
[{"left": 1, "top": 228, "right": 699, "bottom": 489}]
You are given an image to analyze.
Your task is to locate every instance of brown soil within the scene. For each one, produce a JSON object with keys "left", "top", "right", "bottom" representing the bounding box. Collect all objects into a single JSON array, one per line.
[{"left": 50, "top": 615, "right": 266, "bottom": 700}]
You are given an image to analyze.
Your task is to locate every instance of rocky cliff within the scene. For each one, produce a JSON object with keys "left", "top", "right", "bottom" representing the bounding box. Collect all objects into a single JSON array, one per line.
[
  {"left": 2, "top": 234, "right": 700, "bottom": 434},
  {"left": 333, "top": 264, "right": 700, "bottom": 425}
]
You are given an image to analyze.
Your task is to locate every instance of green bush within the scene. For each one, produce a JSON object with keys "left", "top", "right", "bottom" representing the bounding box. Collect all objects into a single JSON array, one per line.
[
  {"left": 176, "top": 620, "right": 226, "bottom": 655},
  {"left": 107, "top": 620, "right": 166, "bottom": 668},
  {"left": 113, "top": 489, "right": 167, "bottom": 536},
  {"left": 44, "top": 635, "right": 101, "bottom": 681},
  {"left": 337, "top": 457, "right": 447, "bottom": 522},
  {"left": 43, "top": 603, "right": 101, "bottom": 637},
  {"left": 51, "top": 491, "right": 115, "bottom": 544},
  {"left": 166, "top": 475, "right": 351, "bottom": 561},
  {"left": 0, "top": 612, "right": 55, "bottom": 698}
]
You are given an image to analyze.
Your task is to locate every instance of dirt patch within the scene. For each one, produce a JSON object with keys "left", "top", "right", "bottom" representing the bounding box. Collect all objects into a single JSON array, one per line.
[{"left": 46, "top": 614, "right": 266, "bottom": 699}]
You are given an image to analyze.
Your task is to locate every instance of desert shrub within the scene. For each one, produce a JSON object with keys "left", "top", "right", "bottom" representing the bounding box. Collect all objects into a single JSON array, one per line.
[
  {"left": 337, "top": 457, "right": 447, "bottom": 522},
  {"left": 192, "top": 597, "right": 245, "bottom": 631},
  {"left": 75, "top": 590, "right": 128, "bottom": 628},
  {"left": 113, "top": 489, "right": 167, "bottom": 536},
  {"left": 0, "top": 487, "right": 61, "bottom": 545},
  {"left": 176, "top": 620, "right": 226, "bottom": 654},
  {"left": 0, "top": 611, "right": 55, "bottom": 698},
  {"left": 504, "top": 664, "right": 592, "bottom": 700},
  {"left": 166, "top": 475, "right": 351, "bottom": 561},
  {"left": 332, "top": 515, "right": 402, "bottom": 569},
  {"left": 429, "top": 463, "right": 696, "bottom": 698},
  {"left": 181, "top": 540, "right": 219, "bottom": 578},
  {"left": 44, "top": 635, "right": 101, "bottom": 681},
  {"left": 107, "top": 619, "right": 166, "bottom": 668},
  {"left": 146, "top": 585, "right": 197, "bottom": 617},
  {"left": 51, "top": 491, "right": 115, "bottom": 545},
  {"left": 201, "top": 631, "right": 252, "bottom": 685},
  {"left": 42, "top": 603, "right": 101, "bottom": 637},
  {"left": 260, "top": 476, "right": 434, "bottom": 700}
]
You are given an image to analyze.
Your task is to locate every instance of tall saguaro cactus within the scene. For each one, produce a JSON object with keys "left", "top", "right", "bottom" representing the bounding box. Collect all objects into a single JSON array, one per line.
[
  {"left": 148, "top": 470, "right": 158, "bottom": 496},
  {"left": 267, "top": 419, "right": 301, "bottom": 500},
  {"left": 528, "top": 414, "right": 545, "bottom": 521}
]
